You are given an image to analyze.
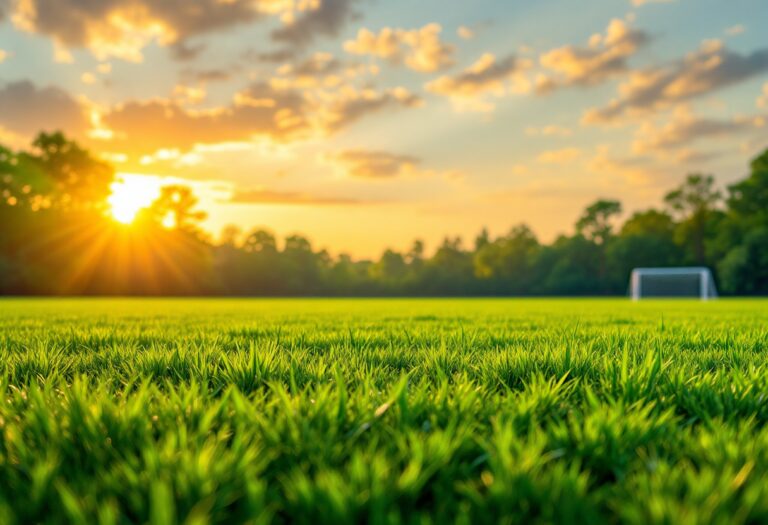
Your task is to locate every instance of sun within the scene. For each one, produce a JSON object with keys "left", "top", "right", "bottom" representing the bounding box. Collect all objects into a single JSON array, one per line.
[{"left": 107, "top": 174, "right": 162, "bottom": 224}]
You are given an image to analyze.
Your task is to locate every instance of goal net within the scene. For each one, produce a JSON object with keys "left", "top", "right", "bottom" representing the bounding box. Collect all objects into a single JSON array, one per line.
[{"left": 629, "top": 267, "right": 718, "bottom": 300}]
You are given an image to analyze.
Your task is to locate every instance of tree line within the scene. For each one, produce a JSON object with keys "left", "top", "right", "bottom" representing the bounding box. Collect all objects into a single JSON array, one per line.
[{"left": 1, "top": 132, "right": 766, "bottom": 296}]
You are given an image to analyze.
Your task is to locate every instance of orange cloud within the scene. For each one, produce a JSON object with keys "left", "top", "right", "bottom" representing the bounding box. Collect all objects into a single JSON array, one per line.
[
  {"left": 758, "top": 82, "right": 768, "bottom": 108},
  {"left": 328, "top": 149, "right": 420, "bottom": 178},
  {"left": 584, "top": 40, "right": 768, "bottom": 124},
  {"left": 0, "top": 80, "right": 90, "bottom": 138},
  {"left": 587, "top": 146, "right": 658, "bottom": 186},
  {"left": 537, "top": 19, "right": 649, "bottom": 93},
  {"left": 269, "top": 52, "right": 372, "bottom": 90},
  {"left": 344, "top": 23, "right": 455, "bottom": 73},
  {"left": 632, "top": 105, "right": 764, "bottom": 155},
  {"left": 7, "top": 0, "right": 349, "bottom": 62},
  {"left": 270, "top": 0, "right": 358, "bottom": 56},
  {"left": 98, "top": 82, "right": 421, "bottom": 158},
  {"left": 310, "top": 86, "right": 422, "bottom": 131},
  {"left": 457, "top": 26, "right": 474, "bottom": 40},
  {"left": 426, "top": 53, "right": 532, "bottom": 111}
]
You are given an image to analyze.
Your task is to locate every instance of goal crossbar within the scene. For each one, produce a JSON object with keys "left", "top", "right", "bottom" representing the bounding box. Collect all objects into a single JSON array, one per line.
[{"left": 630, "top": 267, "right": 718, "bottom": 300}]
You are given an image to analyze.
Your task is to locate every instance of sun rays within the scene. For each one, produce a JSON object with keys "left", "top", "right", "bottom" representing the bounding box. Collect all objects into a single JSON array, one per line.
[{"left": 107, "top": 174, "right": 162, "bottom": 224}]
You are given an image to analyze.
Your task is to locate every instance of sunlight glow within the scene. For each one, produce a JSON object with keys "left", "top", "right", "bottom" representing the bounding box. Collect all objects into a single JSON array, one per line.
[{"left": 108, "top": 174, "right": 162, "bottom": 224}]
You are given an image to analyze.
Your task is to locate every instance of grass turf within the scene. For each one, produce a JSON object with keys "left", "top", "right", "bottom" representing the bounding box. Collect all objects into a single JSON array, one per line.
[{"left": 1, "top": 298, "right": 767, "bottom": 524}]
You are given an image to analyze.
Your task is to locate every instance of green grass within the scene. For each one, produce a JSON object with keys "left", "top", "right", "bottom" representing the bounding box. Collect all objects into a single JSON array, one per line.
[{"left": 1, "top": 298, "right": 768, "bottom": 524}]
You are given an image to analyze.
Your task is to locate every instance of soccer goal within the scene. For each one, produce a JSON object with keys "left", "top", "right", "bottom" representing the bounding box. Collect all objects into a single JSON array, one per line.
[{"left": 629, "top": 267, "right": 718, "bottom": 300}]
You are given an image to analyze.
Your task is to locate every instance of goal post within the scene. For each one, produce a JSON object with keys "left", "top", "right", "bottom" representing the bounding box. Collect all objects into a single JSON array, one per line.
[{"left": 629, "top": 267, "right": 718, "bottom": 300}]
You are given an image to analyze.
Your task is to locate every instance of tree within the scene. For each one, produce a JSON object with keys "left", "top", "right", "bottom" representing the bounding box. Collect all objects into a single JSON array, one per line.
[
  {"left": 474, "top": 224, "right": 539, "bottom": 294},
  {"left": 718, "top": 227, "right": 768, "bottom": 295},
  {"left": 726, "top": 149, "right": 768, "bottom": 227},
  {"left": 25, "top": 132, "right": 114, "bottom": 209},
  {"left": 243, "top": 229, "right": 277, "bottom": 253},
  {"left": 575, "top": 199, "right": 622, "bottom": 291},
  {"left": 717, "top": 150, "right": 768, "bottom": 294},
  {"left": 423, "top": 237, "right": 474, "bottom": 294},
  {"left": 369, "top": 249, "right": 408, "bottom": 291},
  {"left": 620, "top": 209, "right": 676, "bottom": 239},
  {"left": 0, "top": 145, "right": 46, "bottom": 209},
  {"left": 664, "top": 174, "right": 721, "bottom": 264},
  {"left": 608, "top": 209, "right": 683, "bottom": 287},
  {"left": 146, "top": 185, "right": 207, "bottom": 232},
  {"left": 576, "top": 199, "right": 622, "bottom": 245},
  {"left": 538, "top": 235, "right": 602, "bottom": 295},
  {"left": 282, "top": 234, "right": 321, "bottom": 294},
  {"left": 407, "top": 240, "right": 425, "bottom": 264},
  {"left": 220, "top": 225, "right": 243, "bottom": 248}
]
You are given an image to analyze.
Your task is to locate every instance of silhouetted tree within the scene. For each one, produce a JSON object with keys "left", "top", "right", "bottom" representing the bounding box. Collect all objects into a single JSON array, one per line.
[
  {"left": 146, "top": 185, "right": 207, "bottom": 233},
  {"left": 1, "top": 131, "right": 767, "bottom": 297}
]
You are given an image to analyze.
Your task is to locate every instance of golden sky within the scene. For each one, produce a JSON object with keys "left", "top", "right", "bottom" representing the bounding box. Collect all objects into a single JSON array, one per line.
[{"left": 0, "top": 0, "right": 767, "bottom": 257}]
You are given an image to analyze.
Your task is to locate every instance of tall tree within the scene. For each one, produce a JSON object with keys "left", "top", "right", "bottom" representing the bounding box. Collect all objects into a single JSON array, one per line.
[
  {"left": 474, "top": 224, "right": 539, "bottom": 294},
  {"left": 146, "top": 185, "right": 207, "bottom": 232},
  {"left": 576, "top": 199, "right": 622, "bottom": 245},
  {"left": 25, "top": 132, "right": 114, "bottom": 209},
  {"left": 664, "top": 174, "right": 721, "bottom": 265},
  {"left": 727, "top": 150, "right": 768, "bottom": 227},
  {"left": 576, "top": 199, "right": 622, "bottom": 290}
]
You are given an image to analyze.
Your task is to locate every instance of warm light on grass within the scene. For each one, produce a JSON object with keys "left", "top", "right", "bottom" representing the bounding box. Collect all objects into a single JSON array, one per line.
[{"left": 107, "top": 174, "right": 162, "bottom": 224}]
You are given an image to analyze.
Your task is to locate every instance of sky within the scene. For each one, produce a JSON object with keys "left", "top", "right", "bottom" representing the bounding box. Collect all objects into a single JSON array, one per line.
[{"left": 0, "top": 0, "right": 767, "bottom": 258}]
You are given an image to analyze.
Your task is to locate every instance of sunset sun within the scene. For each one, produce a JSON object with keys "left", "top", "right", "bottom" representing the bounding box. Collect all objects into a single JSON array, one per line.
[{"left": 107, "top": 175, "right": 161, "bottom": 224}]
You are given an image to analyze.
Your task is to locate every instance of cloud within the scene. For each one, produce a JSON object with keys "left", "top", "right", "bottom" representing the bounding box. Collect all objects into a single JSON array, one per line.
[
  {"left": 425, "top": 53, "right": 532, "bottom": 111},
  {"left": 80, "top": 72, "right": 97, "bottom": 85},
  {"left": 536, "top": 147, "right": 582, "bottom": 164},
  {"left": 312, "top": 86, "right": 422, "bottom": 131},
  {"left": 537, "top": 19, "right": 649, "bottom": 93},
  {"left": 170, "top": 41, "right": 206, "bottom": 61},
  {"left": 584, "top": 40, "right": 768, "bottom": 124},
  {"left": 525, "top": 125, "right": 573, "bottom": 137},
  {"left": 172, "top": 84, "right": 207, "bottom": 105},
  {"left": 725, "top": 25, "right": 745, "bottom": 36},
  {"left": 269, "top": 52, "right": 353, "bottom": 89},
  {"left": 457, "top": 26, "right": 474, "bottom": 40},
  {"left": 0, "top": 80, "right": 89, "bottom": 138},
  {"left": 344, "top": 23, "right": 455, "bottom": 73},
  {"left": 632, "top": 105, "right": 765, "bottom": 155},
  {"left": 758, "top": 82, "right": 768, "bottom": 108},
  {"left": 271, "top": 0, "right": 358, "bottom": 53},
  {"left": 329, "top": 149, "right": 421, "bottom": 178},
  {"left": 285, "top": 52, "right": 343, "bottom": 76},
  {"left": 228, "top": 188, "right": 361, "bottom": 205},
  {"left": 0, "top": 49, "right": 7, "bottom": 63},
  {"left": 101, "top": 83, "right": 310, "bottom": 156},
  {"left": 587, "top": 146, "right": 657, "bottom": 185},
  {"left": 7, "top": 0, "right": 285, "bottom": 62},
  {"left": 180, "top": 67, "right": 236, "bottom": 84},
  {"left": 100, "top": 83, "right": 421, "bottom": 157}
]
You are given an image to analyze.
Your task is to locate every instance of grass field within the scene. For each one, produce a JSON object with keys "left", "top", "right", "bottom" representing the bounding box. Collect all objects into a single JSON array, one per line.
[{"left": 1, "top": 298, "right": 768, "bottom": 524}]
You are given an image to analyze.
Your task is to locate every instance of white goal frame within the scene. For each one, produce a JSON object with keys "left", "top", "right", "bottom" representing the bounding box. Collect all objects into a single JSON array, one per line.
[{"left": 630, "top": 267, "right": 718, "bottom": 301}]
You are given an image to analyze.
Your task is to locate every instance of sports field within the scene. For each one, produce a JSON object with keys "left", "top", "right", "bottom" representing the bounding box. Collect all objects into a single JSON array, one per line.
[{"left": 1, "top": 298, "right": 767, "bottom": 524}]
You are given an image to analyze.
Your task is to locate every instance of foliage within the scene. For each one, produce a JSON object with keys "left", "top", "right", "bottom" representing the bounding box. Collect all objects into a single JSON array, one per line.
[
  {"left": 1, "top": 132, "right": 767, "bottom": 295},
  {"left": 1, "top": 298, "right": 768, "bottom": 523}
]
